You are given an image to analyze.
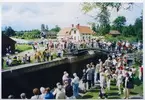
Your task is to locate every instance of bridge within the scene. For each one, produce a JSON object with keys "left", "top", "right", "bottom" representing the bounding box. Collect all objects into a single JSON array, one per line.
[{"left": 65, "top": 47, "right": 113, "bottom": 56}]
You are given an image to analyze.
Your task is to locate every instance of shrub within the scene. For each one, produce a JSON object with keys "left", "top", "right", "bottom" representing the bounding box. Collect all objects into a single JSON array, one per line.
[{"left": 134, "top": 51, "right": 143, "bottom": 65}]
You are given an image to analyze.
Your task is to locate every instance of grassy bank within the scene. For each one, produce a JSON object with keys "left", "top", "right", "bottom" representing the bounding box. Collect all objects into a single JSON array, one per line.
[
  {"left": 104, "top": 35, "right": 138, "bottom": 42},
  {"left": 15, "top": 44, "right": 32, "bottom": 52}
]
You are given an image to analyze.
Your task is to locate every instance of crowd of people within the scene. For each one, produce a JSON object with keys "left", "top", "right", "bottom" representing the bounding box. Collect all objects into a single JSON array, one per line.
[
  {"left": 8, "top": 71, "right": 80, "bottom": 99},
  {"left": 7, "top": 50, "right": 143, "bottom": 99},
  {"left": 81, "top": 53, "right": 143, "bottom": 99},
  {"left": 3, "top": 38, "right": 142, "bottom": 68}
]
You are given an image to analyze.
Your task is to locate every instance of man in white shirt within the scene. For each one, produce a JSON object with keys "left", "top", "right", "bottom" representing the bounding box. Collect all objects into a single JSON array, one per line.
[
  {"left": 55, "top": 84, "right": 66, "bottom": 99},
  {"left": 62, "top": 71, "right": 68, "bottom": 84},
  {"left": 95, "top": 64, "right": 100, "bottom": 82},
  {"left": 40, "top": 87, "right": 46, "bottom": 99},
  {"left": 53, "top": 82, "right": 65, "bottom": 96}
]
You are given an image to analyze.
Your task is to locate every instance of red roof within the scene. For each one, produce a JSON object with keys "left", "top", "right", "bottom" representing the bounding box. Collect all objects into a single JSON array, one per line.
[{"left": 76, "top": 25, "right": 94, "bottom": 34}]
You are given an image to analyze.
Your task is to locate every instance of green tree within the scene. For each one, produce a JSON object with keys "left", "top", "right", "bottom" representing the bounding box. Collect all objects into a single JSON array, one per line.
[
  {"left": 99, "top": 24, "right": 110, "bottom": 35},
  {"left": 4, "top": 26, "right": 16, "bottom": 37},
  {"left": 46, "top": 25, "right": 49, "bottom": 31},
  {"left": 90, "top": 23, "right": 97, "bottom": 33},
  {"left": 41, "top": 24, "right": 45, "bottom": 31},
  {"left": 81, "top": 3, "right": 133, "bottom": 35},
  {"left": 113, "top": 16, "right": 126, "bottom": 33},
  {"left": 122, "top": 26, "right": 129, "bottom": 37},
  {"left": 22, "top": 30, "right": 40, "bottom": 39},
  {"left": 134, "top": 11, "right": 143, "bottom": 41},
  {"left": 50, "top": 25, "right": 61, "bottom": 32}
]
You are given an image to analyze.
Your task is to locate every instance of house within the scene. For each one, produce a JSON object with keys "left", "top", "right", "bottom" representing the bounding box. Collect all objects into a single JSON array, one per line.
[
  {"left": 2, "top": 34, "right": 16, "bottom": 56},
  {"left": 57, "top": 24, "right": 94, "bottom": 43},
  {"left": 109, "top": 30, "right": 121, "bottom": 36},
  {"left": 47, "top": 31, "right": 57, "bottom": 39}
]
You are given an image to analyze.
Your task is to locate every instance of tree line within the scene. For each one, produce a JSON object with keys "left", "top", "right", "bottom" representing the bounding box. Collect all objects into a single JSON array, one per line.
[
  {"left": 2, "top": 24, "right": 61, "bottom": 39},
  {"left": 81, "top": 3, "right": 143, "bottom": 41}
]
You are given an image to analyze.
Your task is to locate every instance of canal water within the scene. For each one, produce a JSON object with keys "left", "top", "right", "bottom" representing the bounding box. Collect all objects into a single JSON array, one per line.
[{"left": 2, "top": 51, "right": 107, "bottom": 99}]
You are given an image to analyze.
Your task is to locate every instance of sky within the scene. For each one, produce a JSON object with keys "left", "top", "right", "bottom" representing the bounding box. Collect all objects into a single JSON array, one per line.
[{"left": 1, "top": 2, "right": 143, "bottom": 31}]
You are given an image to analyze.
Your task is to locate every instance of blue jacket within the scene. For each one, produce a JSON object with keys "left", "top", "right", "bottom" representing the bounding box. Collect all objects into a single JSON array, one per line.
[{"left": 44, "top": 92, "right": 54, "bottom": 99}]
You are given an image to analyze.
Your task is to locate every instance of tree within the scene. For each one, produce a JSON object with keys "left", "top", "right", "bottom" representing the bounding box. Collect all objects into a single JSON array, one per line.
[
  {"left": 133, "top": 11, "right": 143, "bottom": 41},
  {"left": 4, "top": 26, "right": 15, "bottom": 37},
  {"left": 50, "top": 25, "right": 61, "bottom": 32},
  {"left": 46, "top": 25, "right": 49, "bottom": 31},
  {"left": 122, "top": 26, "right": 129, "bottom": 37},
  {"left": 99, "top": 24, "right": 110, "bottom": 35},
  {"left": 41, "top": 24, "right": 45, "bottom": 31},
  {"left": 22, "top": 30, "right": 40, "bottom": 39},
  {"left": 81, "top": 3, "right": 133, "bottom": 35},
  {"left": 89, "top": 23, "right": 97, "bottom": 33},
  {"left": 113, "top": 16, "right": 126, "bottom": 33}
]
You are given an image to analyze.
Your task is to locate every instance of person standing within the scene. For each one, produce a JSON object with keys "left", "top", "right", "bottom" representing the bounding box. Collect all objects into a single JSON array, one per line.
[
  {"left": 64, "top": 81, "right": 73, "bottom": 99},
  {"left": 86, "top": 64, "right": 92, "bottom": 89},
  {"left": 91, "top": 65, "right": 95, "bottom": 87},
  {"left": 99, "top": 59, "right": 103, "bottom": 68},
  {"left": 100, "top": 69, "right": 106, "bottom": 89},
  {"left": 62, "top": 71, "right": 68, "bottom": 85},
  {"left": 45, "top": 87, "right": 54, "bottom": 99},
  {"left": 40, "top": 87, "right": 46, "bottom": 99},
  {"left": 20, "top": 93, "right": 27, "bottom": 99},
  {"left": 72, "top": 73, "right": 79, "bottom": 98},
  {"left": 95, "top": 64, "right": 100, "bottom": 83},
  {"left": 46, "top": 49, "right": 50, "bottom": 61},
  {"left": 31, "top": 88, "right": 41, "bottom": 99},
  {"left": 116, "top": 71, "right": 123, "bottom": 94},
  {"left": 105, "top": 68, "right": 111, "bottom": 91},
  {"left": 82, "top": 69, "right": 87, "bottom": 92},
  {"left": 122, "top": 73, "right": 134, "bottom": 99},
  {"left": 42, "top": 49, "right": 47, "bottom": 62},
  {"left": 55, "top": 85, "right": 66, "bottom": 99},
  {"left": 139, "top": 65, "right": 143, "bottom": 81}
]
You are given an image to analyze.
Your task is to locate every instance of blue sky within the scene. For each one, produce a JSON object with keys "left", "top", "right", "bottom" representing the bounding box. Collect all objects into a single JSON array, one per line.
[{"left": 1, "top": 2, "right": 143, "bottom": 31}]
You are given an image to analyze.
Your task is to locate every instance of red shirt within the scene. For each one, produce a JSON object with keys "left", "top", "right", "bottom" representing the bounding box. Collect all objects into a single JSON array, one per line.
[
  {"left": 140, "top": 67, "right": 143, "bottom": 73},
  {"left": 119, "top": 66, "right": 123, "bottom": 70}
]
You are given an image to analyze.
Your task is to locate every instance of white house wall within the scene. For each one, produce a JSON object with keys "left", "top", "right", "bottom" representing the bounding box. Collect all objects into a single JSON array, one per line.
[
  {"left": 81, "top": 34, "right": 92, "bottom": 40},
  {"left": 70, "top": 29, "right": 81, "bottom": 42}
]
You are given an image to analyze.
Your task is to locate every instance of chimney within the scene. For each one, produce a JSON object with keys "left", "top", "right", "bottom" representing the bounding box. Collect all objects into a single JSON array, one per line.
[
  {"left": 72, "top": 24, "right": 74, "bottom": 27},
  {"left": 77, "top": 24, "right": 80, "bottom": 29}
]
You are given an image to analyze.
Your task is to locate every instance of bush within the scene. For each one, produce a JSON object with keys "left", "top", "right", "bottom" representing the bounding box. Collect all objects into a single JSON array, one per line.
[
  {"left": 134, "top": 51, "right": 143, "bottom": 65},
  {"left": 104, "top": 35, "right": 138, "bottom": 43},
  {"left": 11, "top": 59, "right": 21, "bottom": 66},
  {"left": 104, "top": 34, "right": 117, "bottom": 42}
]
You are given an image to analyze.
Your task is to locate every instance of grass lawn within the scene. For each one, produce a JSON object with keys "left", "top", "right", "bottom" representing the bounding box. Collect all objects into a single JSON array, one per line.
[
  {"left": 15, "top": 44, "right": 32, "bottom": 52},
  {"left": 81, "top": 82, "right": 143, "bottom": 99}
]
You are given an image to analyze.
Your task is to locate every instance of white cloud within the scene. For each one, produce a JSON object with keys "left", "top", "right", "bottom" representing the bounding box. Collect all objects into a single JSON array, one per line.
[{"left": 1, "top": 2, "right": 143, "bottom": 31}]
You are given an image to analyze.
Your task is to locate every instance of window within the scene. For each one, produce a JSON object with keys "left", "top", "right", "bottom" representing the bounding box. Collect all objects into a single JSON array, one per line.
[
  {"left": 74, "top": 30, "right": 76, "bottom": 34},
  {"left": 74, "top": 36, "right": 76, "bottom": 40}
]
